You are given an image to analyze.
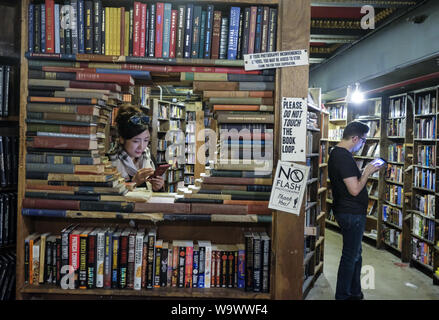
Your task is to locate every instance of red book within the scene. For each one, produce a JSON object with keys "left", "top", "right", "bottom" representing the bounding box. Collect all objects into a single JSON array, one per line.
[
  {"left": 42, "top": 66, "right": 95, "bottom": 73},
  {"left": 155, "top": 3, "right": 165, "bottom": 57},
  {"left": 69, "top": 229, "right": 82, "bottom": 288},
  {"left": 184, "top": 245, "right": 193, "bottom": 288},
  {"left": 76, "top": 72, "right": 134, "bottom": 85},
  {"left": 27, "top": 136, "right": 98, "bottom": 150},
  {"left": 45, "top": 0, "right": 55, "bottom": 53},
  {"left": 22, "top": 198, "right": 81, "bottom": 210},
  {"left": 139, "top": 3, "right": 147, "bottom": 57},
  {"left": 69, "top": 80, "right": 122, "bottom": 92},
  {"left": 210, "top": 11, "right": 222, "bottom": 59},
  {"left": 169, "top": 10, "right": 178, "bottom": 58},
  {"left": 248, "top": 6, "right": 257, "bottom": 54},
  {"left": 133, "top": 2, "right": 141, "bottom": 56}
]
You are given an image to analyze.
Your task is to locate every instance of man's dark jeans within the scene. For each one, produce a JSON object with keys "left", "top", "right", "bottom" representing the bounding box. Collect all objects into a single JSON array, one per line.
[{"left": 334, "top": 213, "right": 366, "bottom": 300}]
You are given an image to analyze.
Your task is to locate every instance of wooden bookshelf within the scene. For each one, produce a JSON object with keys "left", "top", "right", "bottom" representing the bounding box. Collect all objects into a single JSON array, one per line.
[
  {"left": 0, "top": 0, "right": 20, "bottom": 302},
  {"left": 410, "top": 86, "right": 438, "bottom": 283},
  {"left": 16, "top": 0, "right": 313, "bottom": 300},
  {"left": 348, "top": 98, "right": 383, "bottom": 248},
  {"left": 151, "top": 99, "right": 186, "bottom": 192},
  {"left": 303, "top": 87, "right": 325, "bottom": 298}
]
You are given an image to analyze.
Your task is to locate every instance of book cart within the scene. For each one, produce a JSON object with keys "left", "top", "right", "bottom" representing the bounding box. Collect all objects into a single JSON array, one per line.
[{"left": 16, "top": 0, "right": 315, "bottom": 300}]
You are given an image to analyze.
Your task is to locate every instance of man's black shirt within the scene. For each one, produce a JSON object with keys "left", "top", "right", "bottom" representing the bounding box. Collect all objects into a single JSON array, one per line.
[{"left": 328, "top": 146, "right": 368, "bottom": 215}]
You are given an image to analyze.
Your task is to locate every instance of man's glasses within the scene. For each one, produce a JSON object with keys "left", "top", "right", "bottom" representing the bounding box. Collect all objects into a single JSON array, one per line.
[{"left": 129, "top": 115, "right": 150, "bottom": 126}]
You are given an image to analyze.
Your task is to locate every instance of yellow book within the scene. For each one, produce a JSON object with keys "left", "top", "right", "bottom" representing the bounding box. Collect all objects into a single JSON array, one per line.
[
  {"left": 105, "top": 7, "right": 110, "bottom": 55},
  {"left": 116, "top": 7, "right": 121, "bottom": 56},
  {"left": 125, "top": 11, "right": 130, "bottom": 56}
]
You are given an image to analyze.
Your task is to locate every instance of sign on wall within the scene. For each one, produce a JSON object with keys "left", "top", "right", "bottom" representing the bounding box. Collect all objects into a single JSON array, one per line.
[
  {"left": 268, "top": 161, "right": 309, "bottom": 216},
  {"left": 243, "top": 49, "right": 308, "bottom": 71},
  {"left": 281, "top": 97, "right": 307, "bottom": 162}
]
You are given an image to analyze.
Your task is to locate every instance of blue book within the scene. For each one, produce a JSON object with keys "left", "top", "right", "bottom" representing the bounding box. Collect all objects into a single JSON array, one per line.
[
  {"left": 95, "top": 68, "right": 151, "bottom": 80},
  {"left": 227, "top": 7, "right": 241, "bottom": 60},
  {"left": 183, "top": 4, "right": 193, "bottom": 58},
  {"left": 204, "top": 5, "right": 214, "bottom": 59},
  {"left": 41, "top": 4, "right": 46, "bottom": 53},
  {"left": 28, "top": 4, "right": 35, "bottom": 53},
  {"left": 254, "top": 6, "right": 263, "bottom": 53},
  {"left": 54, "top": 4, "right": 60, "bottom": 53},
  {"left": 192, "top": 249, "right": 199, "bottom": 288},
  {"left": 199, "top": 10, "right": 206, "bottom": 58},
  {"left": 78, "top": 0, "right": 85, "bottom": 53},
  {"left": 22, "top": 208, "right": 66, "bottom": 218},
  {"left": 70, "top": 0, "right": 79, "bottom": 54},
  {"left": 162, "top": 3, "right": 172, "bottom": 58}
]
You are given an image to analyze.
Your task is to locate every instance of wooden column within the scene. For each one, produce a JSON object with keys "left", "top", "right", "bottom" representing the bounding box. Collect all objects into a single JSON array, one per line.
[
  {"left": 272, "top": 0, "right": 310, "bottom": 300},
  {"left": 16, "top": 0, "right": 31, "bottom": 300}
]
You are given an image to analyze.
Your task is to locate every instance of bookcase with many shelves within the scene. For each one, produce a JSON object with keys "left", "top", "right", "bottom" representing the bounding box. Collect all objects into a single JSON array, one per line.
[
  {"left": 350, "top": 98, "right": 383, "bottom": 244},
  {"left": 150, "top": 99, "right": 186, "bottom": 192},
  {"left": 16, "top": 0, "right": 312, "bottom": 300},
  {"left": 381, "top": 93, "right": 413, "bottom": 260},
  {"left": 410, "top": 86, "right": 438, "bottom": 281},
  {"left": 302, "top": 88, "right": 325, "bottom": 298}
]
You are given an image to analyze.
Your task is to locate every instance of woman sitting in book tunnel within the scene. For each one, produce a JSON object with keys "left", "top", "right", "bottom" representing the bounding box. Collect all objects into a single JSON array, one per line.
[{"left": 109, "top": 104, "right": 165, "bottom": 191}]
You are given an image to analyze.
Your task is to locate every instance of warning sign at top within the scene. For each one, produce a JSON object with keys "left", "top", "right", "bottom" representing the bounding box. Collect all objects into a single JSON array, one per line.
[{"left": 243, "top": 49, "right": 309, "bottom": 71}]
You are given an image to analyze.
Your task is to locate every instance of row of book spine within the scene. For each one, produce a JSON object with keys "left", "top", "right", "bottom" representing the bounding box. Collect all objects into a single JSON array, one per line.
[
  {"left": 413, "top": 167, "right": 436, "bottom": 191},
  {"left": 0, "top": 193, "right": 17, "bottom": 248},
  {"left": 415, "top": 93, "right": 437, "bottom": 115},
  {"left": 385, "top": 164, "right": 404, "bottom": 184},
  {"left": 414, "top": 194, "right": 435, "bottom": 218},
  {"left": 0, "top": 65, "right": 18, "bottom": 118},
  {"left": 416, "top": 145, "right": 436, "bottom": 167},
  {"left": 412, "top": 238, "right": 433, "bottom": 266},
  {"left": 0, "top": 136, "right": 18, "bottom": 188},
  {"left": 25, "top": 227, "right": 271, "bottom": 292},
  {"left": 386, "top": 118, "right": 405, "bottom": 137},
  {"left": 389, "top": 96, "right": 406, "bottom": 118},
  {"left": 414, "top": 118, "right": 436, "bottom": 140},
  {"left": 385, "top": 184, "right": 403, "bottom": 206},
  {"left": 382, "top": 204, "right": 402, "bottom": 228},
  {"left": 382, "top": 227, "right": 402, "bottom": 250},
  {"left": 387, "top": 143, "right": 404, "bottom": 163},
  {"left": 0, "top": 250, "right": 15, "bottom": 301},
  {"left": 28, "top": 1, "right": 278, "bottom": 60},
  {"left": 412, "top": 215, "right": 435, "bottom": 242}
]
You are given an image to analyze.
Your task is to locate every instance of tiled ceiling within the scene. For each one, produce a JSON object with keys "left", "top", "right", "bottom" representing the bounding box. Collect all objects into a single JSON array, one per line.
[{"left": 310, "top": 0, "right": 426, "bottom": 65}]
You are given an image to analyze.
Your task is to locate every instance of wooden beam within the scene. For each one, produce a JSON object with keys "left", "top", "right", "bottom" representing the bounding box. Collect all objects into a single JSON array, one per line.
[{"left": 273, "top": 0, "right": 311, "bottom": 300}]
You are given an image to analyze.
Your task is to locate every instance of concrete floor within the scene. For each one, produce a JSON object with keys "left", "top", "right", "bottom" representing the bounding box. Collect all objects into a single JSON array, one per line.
[{"left": 306, "top": 228, "right": 439, "bottom": 300}]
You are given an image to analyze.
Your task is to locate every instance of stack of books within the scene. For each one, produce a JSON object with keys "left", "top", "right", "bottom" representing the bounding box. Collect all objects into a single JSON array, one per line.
[
  {"left": 173, "top": 68, "right": 275, "bottom": 219},
  {"left": 21, "top": 65, "right": 146, "bottom": 218}
]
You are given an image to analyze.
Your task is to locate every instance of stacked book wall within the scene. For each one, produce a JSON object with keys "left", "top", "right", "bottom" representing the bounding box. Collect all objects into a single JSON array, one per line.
[
  {"left": 27, "top": 1, "right": 278, "bottom": 61},
  {"left": 22, "top": 60, "right": 154, "bottom": 220}
]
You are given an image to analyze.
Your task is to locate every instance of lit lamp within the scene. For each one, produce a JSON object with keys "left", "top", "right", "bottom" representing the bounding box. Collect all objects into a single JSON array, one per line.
[{"left": 351, "top": 82, "right": 364, "bottom": 104}]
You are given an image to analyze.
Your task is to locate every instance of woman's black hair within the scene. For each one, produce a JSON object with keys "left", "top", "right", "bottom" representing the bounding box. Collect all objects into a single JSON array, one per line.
[{"left": 115, "top": 104, "right": 149, "bottom": 140}]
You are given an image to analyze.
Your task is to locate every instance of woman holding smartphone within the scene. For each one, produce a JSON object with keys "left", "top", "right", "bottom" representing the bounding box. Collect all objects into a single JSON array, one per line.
[{"left": 109, "top": 104, "right": 165, "bottom": 191}]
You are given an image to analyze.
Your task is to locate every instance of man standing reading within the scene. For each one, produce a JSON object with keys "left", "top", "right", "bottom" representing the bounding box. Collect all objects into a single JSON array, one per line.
[{"left": 328, "top": 121, "right": 383, "bottom": 300}]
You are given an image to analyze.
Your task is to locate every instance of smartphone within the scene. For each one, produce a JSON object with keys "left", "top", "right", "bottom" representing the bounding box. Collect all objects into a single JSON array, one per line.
[
  {"left": 151, "top": 164, "right": 171, "bottom": 177},
  {"left": 371, "top": 158, "right": 387, "bottom": 167}
]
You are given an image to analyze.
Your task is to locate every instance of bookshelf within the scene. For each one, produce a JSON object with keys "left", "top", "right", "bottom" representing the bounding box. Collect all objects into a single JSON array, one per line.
[
  {"left": 302, "top": 88, "right": 325, "bottom": 298},
  {"left": 381, "top": 93, "right": 413, "bottom": 260},
  {"left": 350, "top": 98, "right": 383, "bottom": 244},
  {"left": 0, "top": 0, "right": 20, "bottom": 301},
  {"left": 16, "top": 0, "right": 312, "bottom": 300},
  {"left": 151, "top": 99, "right": 186, "bottom": 192},
  {"left": 410, "top": 86, "right": 438, "bottom": 281}
]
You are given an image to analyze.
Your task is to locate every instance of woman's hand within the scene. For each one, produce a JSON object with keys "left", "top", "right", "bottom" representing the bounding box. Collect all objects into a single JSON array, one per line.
[
  {"left": 148, "top": 176, "right": 165, "bottom": 191},
  {"left": 132, "top": 167, "right": 155, "bottom": 186}
]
